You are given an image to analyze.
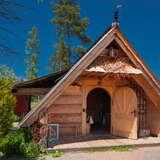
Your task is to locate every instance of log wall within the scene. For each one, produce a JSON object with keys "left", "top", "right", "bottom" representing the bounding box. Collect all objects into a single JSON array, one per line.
[
  {"left": 38, "top": 75, "right": 160, "bottom": 138},
  {"left": 147, "top": 99, "right": 160, "bottom": 136},
  {"left": 47, "top": 86, "right": 82, "bottom": 137}
]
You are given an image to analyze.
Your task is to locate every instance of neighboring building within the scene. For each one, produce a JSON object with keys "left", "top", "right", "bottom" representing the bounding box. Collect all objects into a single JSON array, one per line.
[{"left": 12, "top": 22, "right": 160, "bottom": 142}]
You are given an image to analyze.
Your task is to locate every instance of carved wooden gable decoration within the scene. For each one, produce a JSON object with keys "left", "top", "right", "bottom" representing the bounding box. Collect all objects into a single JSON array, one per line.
[{"left": 87, "top": 41, "right": 142, "bottom": 76}]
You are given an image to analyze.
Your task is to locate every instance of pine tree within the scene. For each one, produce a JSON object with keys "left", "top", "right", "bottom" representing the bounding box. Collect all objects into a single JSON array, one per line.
[
  {"left": 50, "top": 0, "right": 92, "bottom": 71},
  {"left": 25, "top": 26, "right": 40, "bottom": 80}
]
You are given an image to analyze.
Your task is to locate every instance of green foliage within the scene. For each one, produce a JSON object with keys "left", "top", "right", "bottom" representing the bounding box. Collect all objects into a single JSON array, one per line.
[
  {"left": 85, "top": 146, "right": 138, "bottom": 153},
  {"left": 0, "top": 65, "right": 16, "bottom": 138},
  {"left": 0, "top": 132, "right": 25, "bottom": 156},
  {"left": 20, "top": 142, "right": 40, "bottom": 157},
  {"left": 52, "top": 150, "right": 64, "bottom": 158},
  {"left": 14, "top": 114, "right": 21, "bottom": 122},
  {"left": 0, "top": 129, "right": 40, "bottom": 157},
  {"left": 25, "top": 26, "right": 40, "bottom": 80},
  {"left": 18, "top": 126, "right": 32, "bottom": 143},
  {"left": 31, "top": 96, "right": 40, "bottom": 108},
  {"left": 0, "top": 65, "right": 15, "bottom": 78},
  {"left": 50, "top": 0, "right": 92, "bottom": 71}
]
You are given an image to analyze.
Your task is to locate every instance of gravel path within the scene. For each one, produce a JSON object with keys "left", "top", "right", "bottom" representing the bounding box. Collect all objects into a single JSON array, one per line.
[
  {"left": 47, "top": 146, "right": 160, "bottom": 160},
  {"left": 2, "top": 146, "right": 160, "bottom": 160}
]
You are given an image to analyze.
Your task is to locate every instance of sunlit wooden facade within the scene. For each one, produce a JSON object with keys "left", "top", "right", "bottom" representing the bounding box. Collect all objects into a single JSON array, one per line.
[{"left": 13, "top": 25, "right": 160, "bottom": 142}]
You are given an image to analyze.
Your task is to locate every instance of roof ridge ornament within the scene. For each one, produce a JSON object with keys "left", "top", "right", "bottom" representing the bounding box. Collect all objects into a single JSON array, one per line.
[{"left": 112, "top": 4, "right": 122, "bottom": 27}]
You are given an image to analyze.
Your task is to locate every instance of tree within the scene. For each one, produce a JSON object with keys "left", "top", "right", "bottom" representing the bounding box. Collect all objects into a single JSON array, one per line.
[
  {"left": 25, "top": 26, "right": 40, "bottom": 80},
  {"left": 0, "top": 65, "right": 16, "bottom": 138},
  {"left": 50, "top": 0, "right": 92, "bottom": 71}
]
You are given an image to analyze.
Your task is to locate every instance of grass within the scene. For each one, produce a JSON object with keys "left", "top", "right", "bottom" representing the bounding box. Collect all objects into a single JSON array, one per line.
[
  {"left": 0, "top": 150, "right": 64, "bottom": 159},
  {"left": 85, "top": 146, "right": 138, "bottom": 153},
  {"left": 52, "top": 150, "right": 64, "bottom": 158}
]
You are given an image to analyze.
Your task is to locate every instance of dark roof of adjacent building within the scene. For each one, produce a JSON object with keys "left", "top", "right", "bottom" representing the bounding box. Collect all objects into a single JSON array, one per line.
[{"left": 12, "top": 69, "right": 69, "bottom": 90}]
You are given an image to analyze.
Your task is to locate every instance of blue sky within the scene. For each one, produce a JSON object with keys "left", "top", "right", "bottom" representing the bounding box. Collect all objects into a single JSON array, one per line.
[{"left": 1, "top": 0, "right": 160, "bottom": 79}]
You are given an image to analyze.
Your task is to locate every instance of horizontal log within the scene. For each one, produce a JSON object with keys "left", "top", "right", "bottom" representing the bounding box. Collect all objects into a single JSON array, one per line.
[
  {"left": 13, "top": 88, "right": 50, "bottom": 95},
  {"left": 62, "top": 86, "right": 82, "bottom": 96},
  {"left": 48, "top": 104, "right": 82, "bottom": 114},
  {"left": 48, "top": 113, "right": 81, "bottom": 123},
  {"left": 54, "top": 95, "right": 82, "bottom": 105},
  {"left": 59, "top": 123, "right": 81, "bottom": 136}
]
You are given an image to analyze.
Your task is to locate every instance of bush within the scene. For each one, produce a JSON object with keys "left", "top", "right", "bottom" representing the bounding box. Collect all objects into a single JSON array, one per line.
[
  {"left": 14, "top": 115, "right": 21, "bottom": 122},
  {"left": 0, "top": 132, "right": 25, "bottom": 156},
  {"left": 20, "top": 142, "right": 40, "bottom": 157},
  {"left": 18, "top": 126, "right": 32, "bottom": 142},
  {"left": 0, "top": 130, "right": 40, "bottom": 157},
  {"left": 0, "top": 65, "right": 17, "bottom": 138}
]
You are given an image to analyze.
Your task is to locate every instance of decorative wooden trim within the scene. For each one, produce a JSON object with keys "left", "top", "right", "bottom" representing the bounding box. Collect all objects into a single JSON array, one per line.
[{"left": 115, "top": 32, "right": 160, "bottom": 94}]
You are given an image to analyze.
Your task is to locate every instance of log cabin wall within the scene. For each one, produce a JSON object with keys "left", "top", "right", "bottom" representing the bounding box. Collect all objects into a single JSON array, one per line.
[
  {"left": 147, "top": 99, "right": 160, "bottom": 136},
  {"left": 46, "top": 86, "right": 82, "bottom": 137},
  {"left": 38, "top": 76, "right": 143, "bottom": 138},
  {"left": 38, "top": 74, "right": 160, "bottom": 138},
  {"left": 38, "top": 76, "right": 117, "bottom": 137}
]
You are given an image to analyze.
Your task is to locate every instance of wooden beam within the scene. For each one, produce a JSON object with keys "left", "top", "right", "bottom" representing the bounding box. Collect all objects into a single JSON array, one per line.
[
  {"left": 13, "top": 88, "right": 50, "bottom": 95},
  {"left": 115, "top": 34, "right": 160, "bottom": 94}
]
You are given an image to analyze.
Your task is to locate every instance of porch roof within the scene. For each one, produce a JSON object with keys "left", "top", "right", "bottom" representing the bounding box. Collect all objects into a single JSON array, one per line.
[{"left": 12, "top": 69, "right": 69, "bottom": 93}]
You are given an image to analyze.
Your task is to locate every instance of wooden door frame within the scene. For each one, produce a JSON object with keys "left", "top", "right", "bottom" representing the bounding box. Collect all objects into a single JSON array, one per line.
[{"left": 81, "top": 83, "right": 113, "bottom": 135}]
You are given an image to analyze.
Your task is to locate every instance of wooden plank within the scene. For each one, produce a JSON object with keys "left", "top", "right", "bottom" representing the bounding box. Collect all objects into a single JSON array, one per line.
[
  {"left": 82, "top": 85, "right": 86, "bottom": 135},
  {"left": 48, "top": 113, "right": 81, "bottom": 123},
  {"left": 48, "top": 104, "right": 82, "bottom": 114},
  {"left": 112, "top": 87, "right": 138, "bottom": 139},
  {"left": 62, "top": 86, "right": 82, "bottom": 96},
  {"left": 133, "top": 76, "right": 159, "bottom": 107},
  {"left": 59, "top": 123, "right": 81, "bottom": 136},
  {"left": 147, "top": 99, "right": 160, "bottom": 135},
  {"left": 14, "top": 88, "right": 50, "bottom": 95},
  {"left": 54, "top": 95, "right": 82, "bottom": 105}
]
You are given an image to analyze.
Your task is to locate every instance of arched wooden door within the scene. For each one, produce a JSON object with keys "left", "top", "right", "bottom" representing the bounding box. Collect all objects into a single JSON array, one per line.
[{"left": 112, "top": 87, "right": 138, "bottom": 139}]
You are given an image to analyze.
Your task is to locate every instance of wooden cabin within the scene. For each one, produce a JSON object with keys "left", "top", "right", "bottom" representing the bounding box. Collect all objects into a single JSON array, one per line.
[{"left": 12, "top": 23, "right": 160, "bottom": 143}]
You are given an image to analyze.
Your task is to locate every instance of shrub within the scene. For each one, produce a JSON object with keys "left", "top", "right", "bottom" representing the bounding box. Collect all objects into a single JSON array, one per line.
[
  {"left": 14, "top": 115, "right": 21, "bottom": 122},
  {"left": 20, "top": 142, "right": 40, "bottom": 157},
  {"left": 18, "top": 126, "right": 32, "bottom": 142},
  {"left": 0, "top": 65, "right": 17, "bottom": 138},
  {"left": 0, "top": 132, "right": 25, "bottom": 156},
  {"left": 0, "top": 130, "right": 40, "bottom": 157}
]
